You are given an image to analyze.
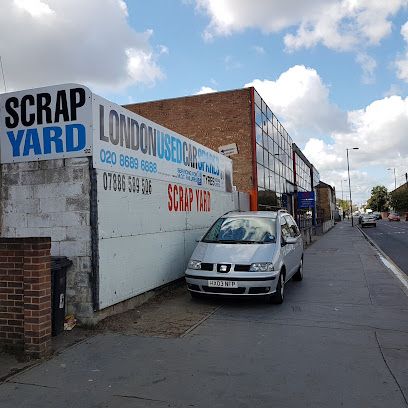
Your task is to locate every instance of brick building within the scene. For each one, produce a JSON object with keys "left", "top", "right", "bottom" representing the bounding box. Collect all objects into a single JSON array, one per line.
[
  {"left": 126, "top": 87, "right": 316, "bottom": 214},
  {"left": 316, "top": 181, "right": 336, "bottom": 222}
]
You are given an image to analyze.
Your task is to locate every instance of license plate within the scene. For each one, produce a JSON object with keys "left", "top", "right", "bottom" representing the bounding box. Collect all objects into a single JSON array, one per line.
[{"left": 208, "top": 280, "right": 238, "bottom": 288}]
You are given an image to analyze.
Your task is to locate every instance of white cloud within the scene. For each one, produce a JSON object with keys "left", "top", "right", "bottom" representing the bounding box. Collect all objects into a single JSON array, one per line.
[
  {"left": 396, "top": 21, "right": 408, "bottom": 82},
  {"left": 253, "top": 45, "right": 265, "bottom": 55},
  {"left": 224, "top": 55, "right": 242, "bottom": 70},
  {"left": 195, "top": 86, "right": 217, "bottom": 94},
  {"left": 14, "top": 0, "right": 54, "bottom": 17},
  {"left": 244, "top": 64, "right": 408, "bottom": 201},
  {"left": 0, "top": 0, "right": 166, "bottom": 91},
  {"left": 245, "top": 65, "right": 348, "bottom": 142},
  {"left": 303, "top": 138, "right": 343, "bottom": 169},
  {"left": 355, "top": 52, "right": 377, "bottom": 84},
  {"left": 302, "top": 95, "right": 408, "bottom": 201},
  {"left": 195, "top": 0, "right": 407, "bottom": 51}
]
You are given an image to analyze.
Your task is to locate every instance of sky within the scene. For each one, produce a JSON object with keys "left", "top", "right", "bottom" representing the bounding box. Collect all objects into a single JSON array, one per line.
[{"left": 1, "top": 0, "right": 408, "bottom": 205}]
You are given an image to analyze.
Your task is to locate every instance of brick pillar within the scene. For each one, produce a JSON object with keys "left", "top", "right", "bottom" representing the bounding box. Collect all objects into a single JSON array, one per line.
[
  {"left": 23, "top": 238, "right": 51, "bottom": 358},
  {"left": 0, "top": 238, "right": 51, "bottom": 358},
  {"left": 0, "top": 240, "right": 25, "bottom": 352}
]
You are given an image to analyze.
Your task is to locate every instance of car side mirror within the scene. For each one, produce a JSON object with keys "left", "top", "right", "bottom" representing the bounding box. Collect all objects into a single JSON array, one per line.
[{"left": 195, "top": 235, "right": 204, "bottom": 243}]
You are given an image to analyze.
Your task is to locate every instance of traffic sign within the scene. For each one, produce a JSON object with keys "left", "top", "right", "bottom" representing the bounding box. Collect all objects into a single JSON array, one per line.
[{"left": 218, "top": 143, "right": 238, "bottom": 156}]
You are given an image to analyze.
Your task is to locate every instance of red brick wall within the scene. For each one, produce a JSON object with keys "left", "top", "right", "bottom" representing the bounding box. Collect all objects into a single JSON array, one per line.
[
  {"left": 124, "top": 88, "right": 255, "bottom": 194},
  {"left": 0, "top": 237, "right": 51, "bottom": 358}
]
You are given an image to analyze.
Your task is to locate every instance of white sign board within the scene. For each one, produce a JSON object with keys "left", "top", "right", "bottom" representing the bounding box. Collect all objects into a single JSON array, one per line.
[
  {"left": 91, "top": 95, "right": 235, "bottom": 309},
  {"left": 0, "top": 84, "right": 92, "bottom": 163},
  {"left": 218, "top": 143, "right": 238, "bottom": 156},
  {"left": 91, "top": 95, "right": 233, "bottom": 193},
  {"left": 96, "top": 171, "right": 235, "bottom": 309}
]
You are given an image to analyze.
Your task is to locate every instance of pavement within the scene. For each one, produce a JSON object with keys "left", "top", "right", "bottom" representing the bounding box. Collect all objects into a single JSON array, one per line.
[
  {"left": 1, "top": 222, "right": 408, "bottom": 407},
  {"left": 359, "top": 218, "right": 408, "bottom": 275}
]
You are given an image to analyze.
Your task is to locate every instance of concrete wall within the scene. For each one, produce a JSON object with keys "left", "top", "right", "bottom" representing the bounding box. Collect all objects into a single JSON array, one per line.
[
  {"left": 233, "top": 191, "right": 250, "bottom": 211},
  {"left": 0, "top": 158, "right": 93, "bottom": 320}
]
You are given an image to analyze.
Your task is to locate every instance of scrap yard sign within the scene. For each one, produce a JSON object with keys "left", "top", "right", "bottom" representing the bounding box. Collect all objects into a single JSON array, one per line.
[{"left": 0, "top": 84, "right": 92, "bottom": 162}]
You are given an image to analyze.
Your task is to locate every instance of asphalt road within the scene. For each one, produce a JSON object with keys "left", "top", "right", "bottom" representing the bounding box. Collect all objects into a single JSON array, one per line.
[
  {"left": 360, "top": 219, "right": 408, "bottom": 275},
  {"left": 1, "top": 224, "right": 408, "bottom": 407}
]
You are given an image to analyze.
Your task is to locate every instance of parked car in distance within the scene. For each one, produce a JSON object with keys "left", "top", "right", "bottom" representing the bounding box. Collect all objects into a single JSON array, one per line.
[
  {"left": 372, "top": 212, "right": 382, "bottom": 220},
  {"left": 361, "top": 214, "right": 377, "bottom": 227},
  {"left": 388, "top": 213, "right": 400, "bottom": 221},
  {"left": 185, "top": 211, "right": 304, "bottom": 304}
]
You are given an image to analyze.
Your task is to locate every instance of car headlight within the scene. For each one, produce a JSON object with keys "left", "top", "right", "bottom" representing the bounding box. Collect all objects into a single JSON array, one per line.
[
  {"left": 250, "top": 263, "right": 275, "bottom": 272},
  {"left": 188, "top": 260, "right": 201, "bottom": 270}
]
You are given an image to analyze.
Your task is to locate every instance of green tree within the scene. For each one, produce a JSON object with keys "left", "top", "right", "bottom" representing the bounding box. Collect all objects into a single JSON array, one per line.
[
  {"left": 337, "top": 199, "right": 349, "bottom": 211},
  {"left": 367, "top": 185, "right": 389, "bottom": 212},
  {"left": 389, "top": 188, "right": 408, "bottom": 212}
]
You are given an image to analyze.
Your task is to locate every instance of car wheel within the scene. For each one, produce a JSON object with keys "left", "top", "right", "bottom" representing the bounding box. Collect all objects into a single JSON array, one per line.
[
  {"left": 269, "top": 271, "right": 285, "bottom": 304},
  {"left": 293, "top": 258, "right": 303, "bottom": 281}
]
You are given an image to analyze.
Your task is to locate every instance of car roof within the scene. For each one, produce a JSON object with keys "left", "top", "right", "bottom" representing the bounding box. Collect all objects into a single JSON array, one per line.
[{"left": 223, "top": 211, "right": 281, "bottom": 219}]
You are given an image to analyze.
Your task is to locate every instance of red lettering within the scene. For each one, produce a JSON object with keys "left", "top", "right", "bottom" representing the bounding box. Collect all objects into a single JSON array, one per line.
[
  {"left": 174, "top": 185, "right": 179, "bottom": 211},
  {"left": 199, "top": 190, "right": 203, "bottom": 211},
  {"left": 184, "top": 187, "right": 189, "bottom": 211},
  {"left": 195, "top": 190, "right": 199, "bottom": 211},
  {"left": 189, "top": 188, "right": 193, "bottom": 211},
  {"left": 168, "top": 184, "right": 173, "bottom": 211},
  {"left": 207, "top": 191, "right": 211, "bottom": 211},
  {"left": 179, "top": 186, "right": 184, "bottom": 211}
]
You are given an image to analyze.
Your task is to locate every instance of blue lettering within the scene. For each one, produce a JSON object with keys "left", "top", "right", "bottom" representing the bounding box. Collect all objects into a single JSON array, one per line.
[
  {"left": 164, "top": 134, "right": 171, "bottom": 161},
  {"left": 7, "top": 129, "right": 25, "bottom": 157},
  {"left": 171, "top": 136, "right": 177, "bottom": 163},
  {"left": 157, "top": 132, "right": 164, "bottom": 159},
  {"left": 43, "top": 126, "right": 63, "bottom": 154},
  {"left": 66, "top": 124, "right": 86, "bottom": 152},
  {"left": 176, "top": 138, "right": 182, "bottom": 163},
  {"left": 23, "top": 128, "right": 41, "bottom": 156}
]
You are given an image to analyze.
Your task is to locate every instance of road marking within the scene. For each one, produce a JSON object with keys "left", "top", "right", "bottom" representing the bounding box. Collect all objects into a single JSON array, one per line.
[
  {"left": 358, "top": 226, "right": 408, "bottom": 296},
  {"left": 378, "top": 255, "right": 408, "bottom": 292}
]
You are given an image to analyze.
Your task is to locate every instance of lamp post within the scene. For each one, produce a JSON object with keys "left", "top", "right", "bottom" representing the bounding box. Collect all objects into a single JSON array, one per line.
[
  {"left": 346, "top": 147, "right": 359, "bottom": 226},
  {"left": 387, "top": 168, "right": 397, "bottom": 190}
]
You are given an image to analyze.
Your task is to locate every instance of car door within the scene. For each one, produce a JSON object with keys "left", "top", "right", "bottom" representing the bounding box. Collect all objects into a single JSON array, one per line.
[
  {"left": 285, "top": 215, "right": 303, "bottom": 275},
  {"left": 280, "top": 216, "right": 296, "bottom": 278}
]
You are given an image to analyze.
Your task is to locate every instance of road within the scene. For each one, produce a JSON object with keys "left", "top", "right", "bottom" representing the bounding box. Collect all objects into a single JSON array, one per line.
[
  {"left": 360, "top": 219, "right": 408, "bottom": 275},
  {"left": 1, "top": 224, "right": 408, "bottom": 407}
]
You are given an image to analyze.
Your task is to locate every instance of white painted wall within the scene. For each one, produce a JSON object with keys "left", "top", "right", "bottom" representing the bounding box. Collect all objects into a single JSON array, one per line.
[{"left": 96, "top": 170, "right": 235, "bottom": 309}]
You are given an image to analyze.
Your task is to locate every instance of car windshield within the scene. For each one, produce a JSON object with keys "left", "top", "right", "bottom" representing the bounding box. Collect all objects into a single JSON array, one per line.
[{"left": 202, "top": 216, "right": 276, "bottom": 244}]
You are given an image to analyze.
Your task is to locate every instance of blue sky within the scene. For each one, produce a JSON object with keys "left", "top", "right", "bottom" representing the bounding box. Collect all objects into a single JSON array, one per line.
[{"left": 1, "top": 0, "right": 408, "bottom": 204}]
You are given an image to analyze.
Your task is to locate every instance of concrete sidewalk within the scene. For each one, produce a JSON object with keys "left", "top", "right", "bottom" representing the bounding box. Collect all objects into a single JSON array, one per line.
[{"left": 1, "top": 223, "right": 408, "bottom": 407}]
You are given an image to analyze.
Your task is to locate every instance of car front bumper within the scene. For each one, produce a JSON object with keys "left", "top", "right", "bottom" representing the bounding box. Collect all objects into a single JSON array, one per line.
[{"left": 185, "top": 269, "right": 280, "bottom": 296}]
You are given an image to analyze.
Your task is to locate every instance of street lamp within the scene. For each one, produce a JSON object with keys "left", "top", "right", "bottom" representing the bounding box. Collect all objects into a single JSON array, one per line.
[
  {"left": 346, "top": 147, "right": 359, "bottom": 226},
  {"left": 387, "top": 168, "right": 397, "bottom": 190}
]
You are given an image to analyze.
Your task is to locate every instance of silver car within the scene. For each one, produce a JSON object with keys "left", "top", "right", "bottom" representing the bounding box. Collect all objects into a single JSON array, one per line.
[
  {"left": 361, "top": 214, "right": 377, "bottom": 227},
  {"left": 185, "top": 210, "right": 304, "bottom": 304}
]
